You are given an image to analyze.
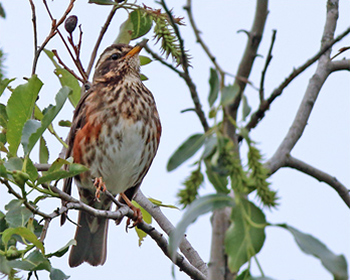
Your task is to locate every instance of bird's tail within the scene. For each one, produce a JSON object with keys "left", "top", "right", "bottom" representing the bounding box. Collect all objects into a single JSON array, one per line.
[{"left": 69, "top": 210, "right": 109, "bottom": 267}]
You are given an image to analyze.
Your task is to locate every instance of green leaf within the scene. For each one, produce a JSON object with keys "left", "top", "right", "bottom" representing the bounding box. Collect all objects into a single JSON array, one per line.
[
  {"left": 3, "top": 157, "right": 23, "bottom": 171},
  {"left": 169, "top": 194, "right": 234, "bottom": 259},
  {"left": 58, "top": 120, "right": 71, "bottom": 127},
  {"left": 21, "top": 86, "right": 71, "bottom": 155},
  {"left": 221, "top": 84, "right": 240, "bottom": 106},
  {"left": 208, "top": 68, "right": 219, "bottom": 107},
  {"left": 132, "top": 201, "right": 152, "bottom": 246},
  {"left": 88, "top": 0, "right": 116, "bottom": 4},
  {"left": 242, "top": 94, "right": 251, "bottom": 121},
  {"left": 279, "top": 224, "right": 348, "bottom": 280},
  {"left": 225, "top": 199, "right": 266, "bottom": 272},
  {"left": 5, "top": 199, "right": 32, "bottom": 228},
  {"left": 129, "top": 9, "right": 153, "bottom": 40},
  {"left": 148, "top": 198, "right": 179, "bottom": 209},
  {"left": 115, "top": 17, "right": 133, "bottom": 44},
  {"left": 204, "top": 160, "right": 229, "bottom": 194},
  {"left": 39, "top": 137, "right": 49, "bottom": 164},
  {"left": 0, "top": 78, "right": 15, "bottom": 97},
  {"left": 43, "top": 50, "right": 80, "bottom": 107},
  {"left": 201, "top": 136, "right": 217, "bottom": 159},
  {"left": 167, "top": 133, "right": 206, "bottom": 172},
  {"left": 139, "top": 55, "right": 152, "bottom": 66},
  {"left": 46, "top": 239, "right": 76, "bottom": 258},
  {"left": 0, "top": 103, "right": 8, "bottom": 128},
  {"left": 140, "top": 74, "right": 148, "bottom": 81},
  {"left": 0, "top": 3, "right": 5, "bottom": 18},
  {"left": 2, "top": 227, "right": 44, "bottom": 254},
  {"left": 0, "top": 255, "right": 12, "bottom": 275},
  {"left": 25, "top": 157, "right": 39, "bottom": 182},
  {"left": 50, "top": 268, "right": 70, "bottom": 280},
  {"left": 36, "top": 163, "right": 88, "bottom": 185},
  {"left": 8, "top": 251, "right": 50, "bottom": 271},
  {"left": 6, "top": 75, "right": 43, "bottom": 155}
]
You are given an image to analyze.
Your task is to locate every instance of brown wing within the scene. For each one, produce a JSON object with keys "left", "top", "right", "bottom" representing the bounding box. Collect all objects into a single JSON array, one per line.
[{"left": 61, "top": 88, "right": 91, "bottom": 225}]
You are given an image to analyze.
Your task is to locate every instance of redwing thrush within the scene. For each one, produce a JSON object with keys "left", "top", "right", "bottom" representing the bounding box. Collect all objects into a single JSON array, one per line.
[{"left": 61, "top": 40, "right": 161, "bottom": 267}]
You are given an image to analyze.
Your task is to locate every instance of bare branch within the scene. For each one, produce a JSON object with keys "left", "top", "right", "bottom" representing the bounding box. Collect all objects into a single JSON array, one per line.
[
  {"left": 329, "top": 58, "right": 350, "bottom": 71},
  {"left": 184, "top": 0, "right": 225, "bottom": 79},
  {"left": 159, "top": 0, "right": 209, "bottom": 132},
  {"left": 144, "top": 44, "right": 184, "bottom": 76},
  {"left": 266, "top": 0, "right": 342, "bottom": 174},
  {"left": 245, "top": 25, "right": 350, "bottom": 134},
  {"left": 259, "top": 29, "right": 276, "bottom": 102},
  {"left": 86, "top": 6, "right": 118, "bottom": 78},
  {"left": 28, "top": 0, "right": 37, "bottom": 76},
  {"left": 135, "top": 191, "right": 208, "bottom": 276},
  {"left": 284, "top": 155, "right": 350, "bottom": 209},
  {"left": 224, "top": 0, "right": 268, "bottom": 140},
  {"left": 32, "top": 0, "right": 76, "bottom": 75},
  {"left": 52, "top": 49, "right": 85, "bottom": 83}
]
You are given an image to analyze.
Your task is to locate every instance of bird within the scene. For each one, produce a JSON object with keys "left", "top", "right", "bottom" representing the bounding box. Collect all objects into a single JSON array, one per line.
[{"left": 61, "top": 40, "right": 161, "bottom": 267}]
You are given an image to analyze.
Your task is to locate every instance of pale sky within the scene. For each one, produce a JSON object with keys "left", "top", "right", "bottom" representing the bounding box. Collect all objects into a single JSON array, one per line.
[{"left": 1, "top": 1, "right": 349, "bottom": 279}]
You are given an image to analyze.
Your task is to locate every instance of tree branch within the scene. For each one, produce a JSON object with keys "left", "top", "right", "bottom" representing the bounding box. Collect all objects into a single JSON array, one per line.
[
  {"left": 224, "top": 0, "right": 268, "bottom": 140},
  {"left": 284, "top": 155, "right": 350, "bottom": 208},
  {"left": 159, "top": 0, "right": 209, "bottom": 132},
  {"left": 135, "top": 191, "right": 208, "bottom": 276},
  {"left": 329, "top": 58, "right": 350, "bottom": 71},
  {"left": 266, "top": 0, "right": 341, "bottom": 174},
  {"left": 86, "top": 5, "right": 118, "bottom": 78},
  {"left": 245, "top": 25, "right": 350, "bottom": 134},
  {"left": 283, "top": 155, "right": 350, "bottom": 208},
  {"left": 184, "top": 0, "right": 225, "bottom": 79}
]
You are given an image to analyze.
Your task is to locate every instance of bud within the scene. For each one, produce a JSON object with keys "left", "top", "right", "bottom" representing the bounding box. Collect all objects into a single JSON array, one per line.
[{"left": 65, "top": 15, "right": 78, "bottom": 34}]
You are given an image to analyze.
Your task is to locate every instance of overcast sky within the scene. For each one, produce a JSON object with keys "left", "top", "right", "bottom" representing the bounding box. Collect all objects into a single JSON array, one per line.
[{"left": 1, "top": 1, "right": 350, "bottom": 279}]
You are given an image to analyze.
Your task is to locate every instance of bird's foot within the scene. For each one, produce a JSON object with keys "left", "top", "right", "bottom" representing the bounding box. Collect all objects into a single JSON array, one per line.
[
  {"left": 119, "top": 193, "right": 143, "bottom": 230},
  {"left": 93, "top": 177, "right": 106, "bottom": 201}
]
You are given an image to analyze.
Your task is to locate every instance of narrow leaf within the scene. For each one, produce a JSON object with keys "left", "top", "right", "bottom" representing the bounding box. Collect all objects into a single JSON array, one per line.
[
  {"left": 8, "top": 251, "right": 50, "bottom": 271},
  {"left": 6, "top": 75, "right": 43, "bottom": 155},
  {"left": 169, "top": 194, "right": 234, "bottom": 259},
  {"left": 88, "top": 0, "right": 116, "bottom": 4},
  {"left": 21, "top": 86, "right": 71, "bottom": 155},
  {"left": 44, "top": 50, "right": 80, "bottom": 107},
  {"left": 132, "top": 201, "right": 152, "bottom": 246},
  {"left": 242, "top": 94, "right": 251, "bottom": 121},
  {"left": 279, "top": 224, "right": 348, "bottom": 280},
  {"left": 129, "top": 9, "right": 153, "bottom": 40},
  {"left": 208, "top": 68, "right": 219, "bottom": 107},
  {"left": 46, "top": 239, "right": 76, "bottom": 258},
  {"left": 205, "top": 160, "right": 229, "bottom": 194},
  {"left": 115, "top": 17, "right": 133, "bottom": 44},
  {"left": 50, "top": 268, "right": 70, "bottom": 280},
  {"left": 221, "top": 84, "right": 240, "bottom": 106},
  {"left": 225, "top": 199, "right": 266, "bottom": 272},
  {"left": 36, "top": 163, "right": 88, "bottom": 185},
  {"left": 39, "top": 137, "right": 49, "bottom": 164},
  {"left": 0, "top": 103, "right": 8, "bottom": 128},
  {"left": 139, "top": 55, "right": 152, "bottom": 66},
  {"left": 167, "top": 133, "right": 206, "bottom": 172},
  {"left": 2, "top": 227, "right": 44, "bottom": 254},
  {"left": 4, "top": 199, "right": 32, "bottom": 228},
  {"left": 0, "top": 78, "right": 15, "bottom": 97}
]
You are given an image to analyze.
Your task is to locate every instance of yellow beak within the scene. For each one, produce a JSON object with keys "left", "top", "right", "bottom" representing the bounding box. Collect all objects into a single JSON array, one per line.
[{"left": 125, "top": 39, "right": 149, "bottom": 57}]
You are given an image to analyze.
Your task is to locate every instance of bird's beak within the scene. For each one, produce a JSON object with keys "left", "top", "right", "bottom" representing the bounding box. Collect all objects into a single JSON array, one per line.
[{"left": 126, "top": 39, "right": 149, "bottom": 58}]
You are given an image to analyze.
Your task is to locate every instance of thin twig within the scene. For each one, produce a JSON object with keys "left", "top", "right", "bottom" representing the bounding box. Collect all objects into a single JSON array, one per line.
[
  {"left": 135, "top": 191, "right": 208, "bottom": 276},
  {"left": 86, "top": 5, "right": 118, "bottom": 77},
  {"left": 52, "top": 49, "right": 85, "bottom": 83},
  {"left": 28, "top": 0, "right": 37, "bottom": 76},
  {"left": 284, "top": 155, "right": 350, "bottom": 209},
  {"left": 144, "top": 44, "right": 184, "bottom": 76},
  {"left": 158, "top": 0, "right": 209, "bottom": 132},
  {"left": 32, "top": 0, "right": 76, "bottom": 75},
  {"left": 184, "top": 0, "right": 225, "bottom": 82},
  {"left": 245, "top": 25, "right": 350, "bottom": 134},
  {"left": 259, "top": 29, "right": 277, "bottom": 102}
]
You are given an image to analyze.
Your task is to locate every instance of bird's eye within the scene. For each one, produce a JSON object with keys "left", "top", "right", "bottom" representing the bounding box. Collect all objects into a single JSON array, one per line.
[{"left": 111, "top": 53, "right": 120, "bottom": 60}]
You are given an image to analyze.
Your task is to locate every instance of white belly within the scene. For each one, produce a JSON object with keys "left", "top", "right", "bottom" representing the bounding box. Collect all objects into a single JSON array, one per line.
[{"left": 89, "top": 119, "right": 151, "bottom": 195}]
